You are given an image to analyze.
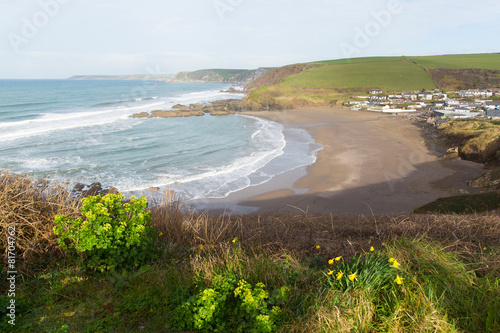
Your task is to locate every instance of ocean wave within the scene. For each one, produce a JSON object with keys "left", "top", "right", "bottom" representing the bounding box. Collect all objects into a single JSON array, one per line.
[
  {"left": 147, "top": 117, "right": 286, "bottom": 199},
  {"left": 0, "top": 109, "right": 125, "bottom": 142}
]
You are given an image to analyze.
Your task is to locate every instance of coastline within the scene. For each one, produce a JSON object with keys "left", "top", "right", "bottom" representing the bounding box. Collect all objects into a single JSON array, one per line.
[{"left": 190, "top": 106, "right": 485, "bottom": 216}]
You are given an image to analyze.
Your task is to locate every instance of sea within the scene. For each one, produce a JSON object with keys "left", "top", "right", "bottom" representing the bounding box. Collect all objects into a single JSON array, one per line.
[{"left": 0, "top": 79, "right": 321, "bottom": 202}]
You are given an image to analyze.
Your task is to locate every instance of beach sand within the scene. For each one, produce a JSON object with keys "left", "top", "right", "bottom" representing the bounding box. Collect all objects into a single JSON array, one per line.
[{"left": 189, "top": 106, "right": 485, "bottom": 216}]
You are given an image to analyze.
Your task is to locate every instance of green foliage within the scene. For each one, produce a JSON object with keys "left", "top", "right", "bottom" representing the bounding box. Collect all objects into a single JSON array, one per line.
[
  {"left": 53, "top": 193, "right": 157, "bottom": 271},
  {"left": 325, "top": 252, "right": 403, "bottom": 293},
  {"left": 173, "top": 273, "right": 289, "bottom": 332},
  {"left": 410, "top": 54, "right": 500, "bottom": 70},
  {"left": 279, "top": 59, "right": 436, "bottom": 91}
]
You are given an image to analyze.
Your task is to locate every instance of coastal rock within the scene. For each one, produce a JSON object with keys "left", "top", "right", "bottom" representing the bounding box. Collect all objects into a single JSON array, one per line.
[
  {"left": 220, "top": 87, "right": 244, "bottom": 94},
  {"left": 71, "top": 182, "right": 119, "bottom": 198},
  {"left": 130, "top": 112, "right": 149, "bottom": 118},
  {"left": 146, "top": 187, "right": 160, "bottom": 192},
  {"left": 129, "top": 99, "right": 242, "bottom": 119},
  {"left": 444, "top": 147, "right": 459, "bottom": 159},
  {"left": 172, "top": 104, "right": 189, "bottom": 110},
  {"left": 189, "top": 103, "right": 204, "bottom": 111},
  {"left": 149, "top": 110, "right": 204, "bottom": 118},
  {"left": 203, "top": 99, "right": 242, "bottom": 115},
  {"left": 468, "top": 167, "right": 500, "bottom": 190}
]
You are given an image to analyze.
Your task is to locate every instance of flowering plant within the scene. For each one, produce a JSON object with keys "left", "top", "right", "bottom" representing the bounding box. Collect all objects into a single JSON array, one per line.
[{"left": 53, "top": 193, "right": 157, "bottom": 271}]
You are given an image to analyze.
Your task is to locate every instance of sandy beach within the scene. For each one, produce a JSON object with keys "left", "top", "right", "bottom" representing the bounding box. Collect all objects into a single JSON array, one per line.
[{"left": 190, "top": 106, "right": 485, "bottom": 216}]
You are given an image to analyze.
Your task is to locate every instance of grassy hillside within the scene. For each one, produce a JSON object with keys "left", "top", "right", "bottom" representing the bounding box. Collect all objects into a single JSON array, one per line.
[
  {"left": 410, "top": 53, "right": 500, "bottom": 70},
  {"left": 1, "top": 170, "right": 499, "bottom": 332},
  {"left": 242, "top": 53, "right": 500, "bottom": 110},
  {"left": 279, "top": 58, "right": 435, "bottom": 91}
]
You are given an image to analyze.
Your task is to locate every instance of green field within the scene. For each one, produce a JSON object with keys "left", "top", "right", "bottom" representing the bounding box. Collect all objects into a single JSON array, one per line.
[
  {"left": 410, "top": 53, "right": 500, "bottom": 70},
  {"left": 280, "top": 59, "right": 436, "bottom": 91},
  {"left": 241, "top": 53, "right": 500, "bottom": 110}
]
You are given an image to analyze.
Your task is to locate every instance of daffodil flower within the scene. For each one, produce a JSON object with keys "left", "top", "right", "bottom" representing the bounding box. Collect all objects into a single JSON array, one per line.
[
  {"left": 316, "top": 245, "right": 320, "bottom": 249},
  {"left": 336, "top": 271, "right": 344, "bottom": 280},
  {"left": 335, "top": 256, "right": 342, "bottom": 261},
  {"left": 395, "top": 275, "right": 403, "bottom": 285},
  {"left": 370, "top": 246, "right": 375, "bottom": 252},
  {"left": 388, "top": 258, "right": 395, "bottom": 263},
  {"left": 327, "top": 270, "right": 334, "bottom": 276},
  {"left": 392, "top": 260, "right": 399, "bottom": 268},
  {"left": 328, "top": 259, "right": 334, "bottom": 265},
  {"left": 348, "top": 273, "right": 357, "bottom": 281}
]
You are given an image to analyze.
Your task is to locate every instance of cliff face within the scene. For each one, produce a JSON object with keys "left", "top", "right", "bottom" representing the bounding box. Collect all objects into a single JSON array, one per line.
[{"left": 169, "top": 68, "right": 271, "bottom": 85}]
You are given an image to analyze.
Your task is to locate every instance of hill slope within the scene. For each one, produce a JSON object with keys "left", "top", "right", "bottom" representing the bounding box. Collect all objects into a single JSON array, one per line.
[
  {"left": 170, "top": 67, "right": 272, "bottom": 85},
  {"left": 241, "top": 53, "right": 500, "bottom": 110}
]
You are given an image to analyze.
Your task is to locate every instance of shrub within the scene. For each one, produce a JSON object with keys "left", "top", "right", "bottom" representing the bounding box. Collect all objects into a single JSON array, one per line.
[
  {"left": 53, "top": 193, "right": 157, "bottom": 271},
  {"left": 0, "top": 170, "right": 79, "bottom": 266},
  {"left": 173, "top": 273, "right": 289, "bottom": 332}
]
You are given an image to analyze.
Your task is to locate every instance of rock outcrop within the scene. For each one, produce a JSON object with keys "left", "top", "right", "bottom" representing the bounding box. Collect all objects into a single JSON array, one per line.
[
  {"left": 468, "top": 167, "right": 500, "bottom": 190},
  {"left": 71, "top": 182, "right": 119, "bottom": 198},
  {"left": 130, "top": 100, "right": 243, "bottom": 119}
]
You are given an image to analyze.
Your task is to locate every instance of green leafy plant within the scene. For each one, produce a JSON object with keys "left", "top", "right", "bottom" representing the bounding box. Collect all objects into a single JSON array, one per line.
[
  {"left": 325, "top": 251, "right": 403, "bottom": 293},
  {"left": 173, "top": 273, "right": 289, "bottom": 332},
  {"left": 53, "top": 193, "right": 157, "bottom": 271}
]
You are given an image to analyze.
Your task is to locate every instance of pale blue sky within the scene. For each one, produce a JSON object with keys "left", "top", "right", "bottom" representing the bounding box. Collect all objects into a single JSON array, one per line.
[{"left": 1, "top": 0, "right": 499, "bottom": 79}]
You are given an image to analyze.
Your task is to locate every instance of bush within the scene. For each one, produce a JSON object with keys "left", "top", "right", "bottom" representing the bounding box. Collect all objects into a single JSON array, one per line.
[
  {"left": 0, "top": 170, "right": 79, "bottom": 266},
  {"left": 173, "top": 273, "right": 289, "bottom": 332},
  {"left": 53, "top": 193, "right": 157, "bottom": 271}
]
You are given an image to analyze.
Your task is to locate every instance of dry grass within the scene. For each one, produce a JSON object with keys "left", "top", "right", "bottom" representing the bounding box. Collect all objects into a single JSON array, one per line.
[
  {"left": 151, "top": 201, "right": 500, "bottom": 264},
  {"left": 0, "top": 170, "right": 80, "bottom": 269},
  {"left": 3, "top": 169, "right": 499, "bottom": 274}
]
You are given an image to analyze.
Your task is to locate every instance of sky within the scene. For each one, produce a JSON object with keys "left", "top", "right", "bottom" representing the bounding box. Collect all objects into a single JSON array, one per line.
[{"left": 0, "top": 0, "right": 499, "bottom": 79}]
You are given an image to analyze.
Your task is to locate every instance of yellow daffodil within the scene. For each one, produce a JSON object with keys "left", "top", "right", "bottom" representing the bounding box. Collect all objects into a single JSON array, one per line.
[
  {"left": 392, "top": 260, "right": 399, "bottom": 268},
  {"left": 336, "top": 271, "right": 344, "bottom": 280},
  {"left": 316, "top": 245, "right": 320, "bottom": 249},
  {"left": 232, "top": 238, "right": 237, "bottom": 243},
  {"left": 328, "top": 259, "right": 334, "bottom": 265},
  {"left": 327, "top": 270, "right": 334, "bottom": 276},
  {"left": 159, "top": 232, "right": 163, "bottom": 236},
  {"left": 395, "top": 275, "right": 403, "bottom": 285},
  {"left": 348, "top": 273, "right": 357, "bottom": 281},
  {"left": 370, "top": 246, "right": 375, "bottom": 252},
  {"left": 388, "top": 258, "right": 395, "bottom": 263},
  {"left": 483, "top": 247, "right": 487, "bottom": 251},
  {"left": 335, "top": 256, "right": 342, "bottom": 261}
]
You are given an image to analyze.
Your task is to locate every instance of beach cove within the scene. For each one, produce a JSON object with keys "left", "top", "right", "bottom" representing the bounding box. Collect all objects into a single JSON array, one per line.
[{"left": 190, "top": 106, "right": 485, "bottom": 215}]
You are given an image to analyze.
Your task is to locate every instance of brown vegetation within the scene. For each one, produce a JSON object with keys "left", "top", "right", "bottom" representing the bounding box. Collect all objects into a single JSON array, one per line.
[
  {"left": 429, "top": 68, "right": 500, "bottom": 91},
  {"left": 245, "top": 63, "right": 322, "bottom": 90},
  {"left": 0, "top": 170, "right": 79, "bottom": 269},
  {"left": 3, "top": 170, "right": 499, "bottom": 277},
  {"left": 150, "top": 200, "right": 500, "bottom": 267}
]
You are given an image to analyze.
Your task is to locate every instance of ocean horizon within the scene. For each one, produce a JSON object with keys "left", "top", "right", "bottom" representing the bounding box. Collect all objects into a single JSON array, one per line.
[{"left": 0, "top": 79, "right": 320, "bottom": 201}]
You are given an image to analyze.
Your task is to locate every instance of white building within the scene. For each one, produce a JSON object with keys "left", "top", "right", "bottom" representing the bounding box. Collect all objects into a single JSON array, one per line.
[
  {"left": 417, "top": 92, "right": 433, "bottom": 100},
  {"left": 458, "top": 89, "right": 493, "bottom": 98}
]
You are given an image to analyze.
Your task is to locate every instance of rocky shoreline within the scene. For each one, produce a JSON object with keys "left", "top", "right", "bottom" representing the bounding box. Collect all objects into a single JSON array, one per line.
[{"left": 130, "top": 99, "right": 244, "bottom": 119}]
